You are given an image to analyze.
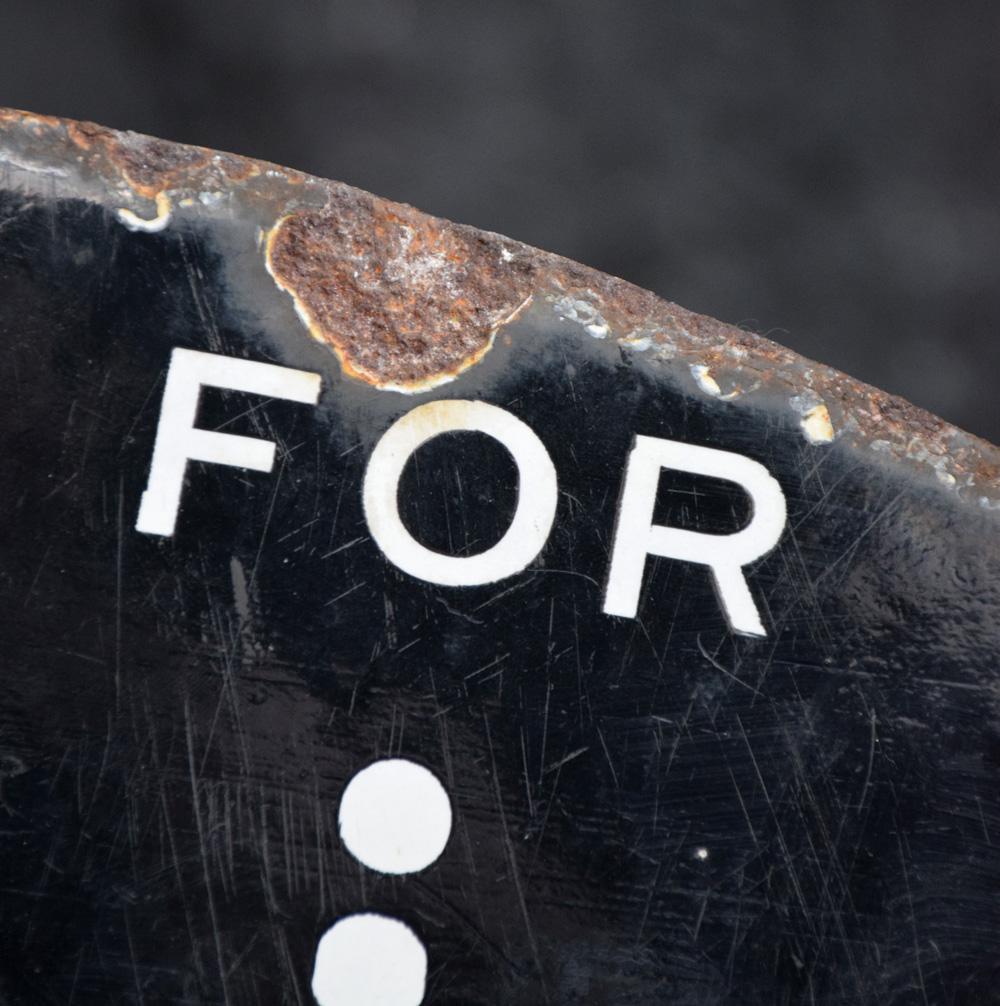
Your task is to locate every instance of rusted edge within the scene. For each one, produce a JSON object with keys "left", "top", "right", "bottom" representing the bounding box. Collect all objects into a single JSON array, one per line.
[{"left": 0, "top": 106, "right": 998, "bottom": 506}]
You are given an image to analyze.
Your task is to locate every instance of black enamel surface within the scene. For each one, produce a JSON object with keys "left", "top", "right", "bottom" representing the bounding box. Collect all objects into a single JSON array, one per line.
[{"left": 2, "top": 193, "right": 999, "bottom": 1004}]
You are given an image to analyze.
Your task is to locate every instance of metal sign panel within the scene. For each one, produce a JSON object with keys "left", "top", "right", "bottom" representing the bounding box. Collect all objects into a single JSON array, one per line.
[{"left": 2, "top": 110, "right": 999, "bottom": 1005}]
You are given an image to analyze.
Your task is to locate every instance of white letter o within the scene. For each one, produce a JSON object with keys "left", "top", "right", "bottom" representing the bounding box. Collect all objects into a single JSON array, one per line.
[{"left": 362, "top": 400, "right": 558, "bottom": 587}]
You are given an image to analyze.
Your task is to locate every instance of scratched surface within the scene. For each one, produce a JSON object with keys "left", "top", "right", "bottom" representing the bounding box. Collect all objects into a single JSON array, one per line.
[{"left": 2, "top": 113, "right": 1000, "bottom": 1005}]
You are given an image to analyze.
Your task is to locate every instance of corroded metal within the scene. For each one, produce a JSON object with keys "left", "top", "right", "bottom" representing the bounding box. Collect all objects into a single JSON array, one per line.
[{"left": 1, "top": 107, "right": 996, "bottom": 501}]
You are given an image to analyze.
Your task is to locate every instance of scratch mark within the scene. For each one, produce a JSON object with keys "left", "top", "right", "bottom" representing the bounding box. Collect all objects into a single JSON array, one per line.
[{"left": 483, "top": 715, "right": 548, "bottom": 999}]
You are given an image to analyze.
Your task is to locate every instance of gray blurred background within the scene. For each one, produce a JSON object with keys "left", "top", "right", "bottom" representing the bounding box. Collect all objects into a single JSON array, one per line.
[{"left": 2, "top": 1, "right": 998, "bottom": 440}]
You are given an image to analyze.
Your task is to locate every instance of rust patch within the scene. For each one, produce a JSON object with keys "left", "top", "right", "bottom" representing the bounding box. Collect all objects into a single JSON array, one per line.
[
  {"left": 265, "top": 191, "right": 536, "bottom": 391},
  {"left": 67, "top": 120, "right": 210, "bottom": 199},
  {"left": 0, "top": 108, "right": 63, "bottom": 133},
  {"left": 216, "top": 153, "right": 261, "bottom": 183}
]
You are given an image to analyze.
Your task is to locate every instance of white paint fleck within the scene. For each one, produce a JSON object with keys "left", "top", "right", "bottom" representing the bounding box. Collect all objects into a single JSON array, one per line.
[
  {"left": 553, "top": 295, "right": 610, "bottom": 339},
  {"left": 695, "top": 847, "right": 710, "bottom": 861},
  {"left": 117, "top": 192, "right": 172, "bottom": 233},
  {"left": 905, "top": 441, "right": 960, "bottom": 489},
  {"left": 500, "top": 247, "right": 514, "bottom": 263},
  {"left": 690, "top": 364, "right": 745, "bottom": 400},
  {"left": 621, "top": 331, "right": 655, "bottom": 352},
  {"left": 801, "top": 404, "right": 834, "bottom": 444},
  {"left": 790, "top": 392, "right": 834, "bottom": 444},
  {"left": 691, "top": 364, "right": 722, "bottom": 397}
]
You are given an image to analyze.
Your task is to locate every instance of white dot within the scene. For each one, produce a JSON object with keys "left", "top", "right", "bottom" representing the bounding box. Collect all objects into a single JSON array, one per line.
[
  {"left": 695, "top": 846, "right": 709, "bottom": 861},
  {"left": 312, "top": 914, "right": 426, "bottom": 1006},
  {"left": 339, "top": 759, "right": 452, "bottom": 875}
]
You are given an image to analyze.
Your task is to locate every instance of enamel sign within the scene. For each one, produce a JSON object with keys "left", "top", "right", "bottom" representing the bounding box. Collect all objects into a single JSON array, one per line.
[{"left": 2, "top": 110, "right": 1000, "bottom": 1006}]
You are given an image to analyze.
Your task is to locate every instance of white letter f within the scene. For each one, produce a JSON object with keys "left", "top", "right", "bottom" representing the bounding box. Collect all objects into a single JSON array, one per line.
[{"left": 135, "top": 348, "right": 321, "bottom": 537}]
